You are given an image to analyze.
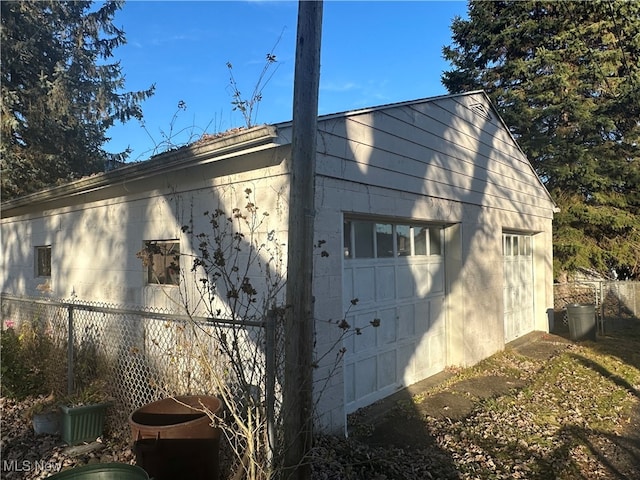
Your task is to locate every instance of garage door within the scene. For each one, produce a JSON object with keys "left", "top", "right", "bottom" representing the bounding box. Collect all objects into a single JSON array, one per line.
[
  {"left": 503, "top": 233, "right": 534, "bottom": 343},
  {"left": 343, "top": 220, "right": 446, "bottom": 413}
]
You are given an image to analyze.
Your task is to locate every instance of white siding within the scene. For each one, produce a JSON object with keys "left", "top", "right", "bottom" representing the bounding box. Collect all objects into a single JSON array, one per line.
[
  {"left": 314, "top": 93, "right": 554, "bottom": 220},
  {"left": 310, "top": 94, "right": 555, "bottom": 430}
]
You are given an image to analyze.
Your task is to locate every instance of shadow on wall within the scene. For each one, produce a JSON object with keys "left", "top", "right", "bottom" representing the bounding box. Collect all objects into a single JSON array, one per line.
[
  {"left": 326, "top": 93, "right": 532, "bottom": 419},
  {"left": 1, "top": 95, "right": 553, "bottom": 458}
]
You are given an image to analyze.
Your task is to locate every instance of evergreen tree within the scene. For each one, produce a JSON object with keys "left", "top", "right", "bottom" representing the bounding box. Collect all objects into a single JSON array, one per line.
[
  {"left": 443, "top": 1, "right": 640, "bottom": 279},
  {"left": 1, "top": 0, "right": 154, "bottom": 199}
]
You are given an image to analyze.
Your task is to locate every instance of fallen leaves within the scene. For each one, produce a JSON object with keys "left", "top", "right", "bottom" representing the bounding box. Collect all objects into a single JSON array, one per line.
[
  {"left": 336, "top": 333, "right": 640, "bottom": 480},
  {"left": 2, "top": 332, "right": 639, "bottom": 479},
  {"left": 0, "top": 396, "right": 135, "bottom": 480}
]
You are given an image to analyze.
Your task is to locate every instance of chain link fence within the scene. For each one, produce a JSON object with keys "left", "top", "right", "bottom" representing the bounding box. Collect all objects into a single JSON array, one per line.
[
  {"left": 553, "top": 281, "right": 640, "bottom": 333},
  {"left": 0, "top": 294, "right": 279, "bottom": 431}
]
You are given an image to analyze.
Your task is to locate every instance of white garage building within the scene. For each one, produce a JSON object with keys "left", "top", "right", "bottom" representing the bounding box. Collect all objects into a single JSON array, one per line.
[{"left": 1, "top": 91, "right": 556, "bottom": 432}]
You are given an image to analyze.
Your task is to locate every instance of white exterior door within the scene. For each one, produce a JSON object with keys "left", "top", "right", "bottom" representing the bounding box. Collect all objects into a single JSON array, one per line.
[
  {"left": 503, "top": 233, "right": 534, "bottom": 343},
  {"left": 343, "top": 220, "right": 446, "bottom": 413}
]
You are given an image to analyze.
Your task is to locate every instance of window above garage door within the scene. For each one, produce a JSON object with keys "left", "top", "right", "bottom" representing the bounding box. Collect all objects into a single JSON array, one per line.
[{"left": 344, "top": 220, "right": 442, "bottom": 259}]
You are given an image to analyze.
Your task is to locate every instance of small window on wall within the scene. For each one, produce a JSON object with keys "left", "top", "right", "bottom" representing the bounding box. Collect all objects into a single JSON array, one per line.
[
  {"left": 503, "top": 233, "right": 533, "bottom": 257},
  {"left": 141, "top": 240, "right": 180, "bottom": 285},
  {"left": 503, "top": 235, "right": 512, "bottom": 255},
  {"left": 413, "top": 227, "right": 427, "bottom": 255},
  {"left": 35, "top": 246, "right": 52, "bottom": 277},
  {"left": 522, "top": 236, "right": 531, "bottom": 256}
]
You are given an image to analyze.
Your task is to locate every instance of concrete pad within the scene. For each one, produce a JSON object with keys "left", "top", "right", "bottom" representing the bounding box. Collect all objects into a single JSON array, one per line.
[
  {"left": 414, "top": 392, "right": 475, "bottom": 421},
  {"left": 451, "top": 375, "right": 526, "bottom": 399}
]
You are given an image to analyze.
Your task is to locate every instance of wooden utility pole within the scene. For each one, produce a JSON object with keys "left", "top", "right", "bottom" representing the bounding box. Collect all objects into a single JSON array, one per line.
[{"left": 282, "top": 1, "right": 323, "bottom": 478}]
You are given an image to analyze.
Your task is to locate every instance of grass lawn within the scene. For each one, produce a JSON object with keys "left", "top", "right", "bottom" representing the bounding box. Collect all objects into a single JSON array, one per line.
[{"left": 318, "top": 320, "right": 640, "bottom": 479}]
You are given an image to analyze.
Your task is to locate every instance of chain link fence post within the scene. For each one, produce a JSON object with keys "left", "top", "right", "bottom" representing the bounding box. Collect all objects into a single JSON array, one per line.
[
  {"left": 67, "top": 304, "right": 75, "bottom": 396},
  {"left": 265, "top": 308, "right": 276, "bottom": 471},
  {"left": 599, "top": 281, "right": 605, "bottom": 334}
]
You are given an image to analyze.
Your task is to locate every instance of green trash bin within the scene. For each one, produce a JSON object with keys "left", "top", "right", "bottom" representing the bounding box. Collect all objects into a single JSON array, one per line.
[
  {"left": 46, "top": 463, "right": 149, "bottom": 479},
  {"left": 566, "top": 303, "right": 596, "bottom": 341}
]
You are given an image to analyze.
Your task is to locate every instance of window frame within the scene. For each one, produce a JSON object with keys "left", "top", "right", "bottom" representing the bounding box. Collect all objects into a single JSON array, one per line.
[
  {"left": 502, "top": 233, "right": 533, "bottom": 258},
  {"left": 343, "top": 218, "right": 444, "bottom": 259},
  {"left": 35, "top": 245, "right": 52, "bottom": 277},
  {"left": 142, "top": 240, "right": 181, "bottom": 286}
]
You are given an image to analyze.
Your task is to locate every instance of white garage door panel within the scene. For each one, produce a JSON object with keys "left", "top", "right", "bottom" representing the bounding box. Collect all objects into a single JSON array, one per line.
[
  {"left": 431, "top": 263, "right": 445, "bottom": 294},
  {"left": 378, "top": 307, "right": 397, "bottom": 345},
  {"left": 397, "top": 265, "right": 416, "bottom": 299},
  {"left": 398, "top": 343, "right": 416, "bottom": 384},
  {"left": 344, "top": 268, "right": 354, "bottom": 304},
  {"left": 414, "top": 264, "right": 432, "bottom": 296},
  {"left": 354, "top": 267, "right": 375, "bottom": 304},
  {"left": 345, "top": 363, "right": 355, "bottom": 404},
  {"left": 398, "top": 304, "right": 415, "bottom": 339},
  {"left": 378, "top": 350, "right": 397, "bottom": 389},
  {"left": 353, "top": 355, "right": 376, "bottom": 400},
  {"left": 413, "top": 299, "right": 446, "bottom": 378},
  {"left": 345, "top": 347, "right": 402, "bottom": 408},
  {"left": 344, "top": 260, "right": 446, "bottom": 413},
  {"left": 376, "top": 266, "right": 396, "bottom": 301},
  {"left": 430, "top": 297, "right": 445, "bottom": 333},
  {"left": 346, "top": 311, "right": 376, "bottom": 354}
]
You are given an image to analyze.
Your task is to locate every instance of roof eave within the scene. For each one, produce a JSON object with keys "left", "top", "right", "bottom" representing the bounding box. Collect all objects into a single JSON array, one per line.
[{"left": 2, "top": 125, "right": 279, "bottom": 214}]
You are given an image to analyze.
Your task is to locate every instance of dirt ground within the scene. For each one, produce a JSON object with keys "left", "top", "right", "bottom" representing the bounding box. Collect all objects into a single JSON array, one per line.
[{"left": 346, "top": 319, "right": 640, "bottom": 479}]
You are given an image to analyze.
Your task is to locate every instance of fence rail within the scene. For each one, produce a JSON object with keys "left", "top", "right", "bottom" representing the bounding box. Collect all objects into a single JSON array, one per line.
[{"left": 1, "top": 293, "right": 278, "bottom": 430}]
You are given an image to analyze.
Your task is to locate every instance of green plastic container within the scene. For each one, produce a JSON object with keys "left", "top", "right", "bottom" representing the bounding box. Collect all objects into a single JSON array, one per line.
[
  {"left": 46, "top": 463, "right": 149, "bottom": 479},
  {"left": 60, "top": 403, "right": 110, "bottom": 445}
]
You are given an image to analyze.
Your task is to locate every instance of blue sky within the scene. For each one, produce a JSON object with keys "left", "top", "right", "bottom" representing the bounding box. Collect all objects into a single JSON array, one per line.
[{"left": 106, "top": 1, "right": 469, "bottom": 161}]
